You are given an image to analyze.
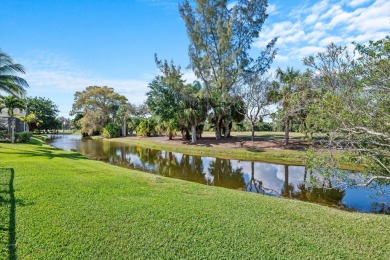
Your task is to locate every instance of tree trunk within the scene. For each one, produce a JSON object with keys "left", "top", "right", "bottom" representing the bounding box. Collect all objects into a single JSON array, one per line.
[
  {"left": 251, "top": 122, "right": 255, "bottom": 142},
  {"left": 283, "top": 165, "right": 290, "bottom": 197},
  {"left": 215, "top": 116, "right": 221, "bottom": 140},
  {"left": 284, "top": 116, "right": 289, "bottom": 145},
  {"left": 168, "top": 132, "right": 173, "bottom": 140},
  {"left": 223, "top": 121, "right": 230, "bottom": 138},
  {"left": 11, "top": 117, "right": 15, "bottom": 144},
  {"left": 122, "top": 121, "right": 126, "bottom": 137},
  {"left": 191, "top": 124, "right": 197, "bottom": 144},
  {"left": 7, "top": 118, "right": 11, "bottom": 135}
]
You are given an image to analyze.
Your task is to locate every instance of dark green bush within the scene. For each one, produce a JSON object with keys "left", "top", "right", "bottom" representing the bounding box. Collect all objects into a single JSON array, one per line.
[
  {"left": 17, "top": 131, "right": 33, "bottom": 143},
  {"left": 101, "top": 123, "right": 121, "bottom": 139},
  {"left": 0, "top": 130, "right": 10, "bottom": 142}
]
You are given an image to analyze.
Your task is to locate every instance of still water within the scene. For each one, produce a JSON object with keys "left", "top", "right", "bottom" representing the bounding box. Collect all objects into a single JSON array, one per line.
[{"left": 48, "top": 134, "right": 390, "bottom": 214}]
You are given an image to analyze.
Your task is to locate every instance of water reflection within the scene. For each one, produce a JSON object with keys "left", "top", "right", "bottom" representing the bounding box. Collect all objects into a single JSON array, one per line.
[{"left": 48, "top": 134, "right": 390, "bottom": 214}]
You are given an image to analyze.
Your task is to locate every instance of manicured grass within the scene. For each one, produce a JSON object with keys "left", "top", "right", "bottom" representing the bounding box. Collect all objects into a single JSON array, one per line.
[
  {"left": 0, "top": 168, "right": 15, "bottom": 259},
  {"left": 0, "top": 143, "right": 389, "bottom": 259}
]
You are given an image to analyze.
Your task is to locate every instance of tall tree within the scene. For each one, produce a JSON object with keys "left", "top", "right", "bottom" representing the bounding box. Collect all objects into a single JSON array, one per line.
[
  {"left": 0, "top": 95, "right": 26, "bottom": 143},
  {"left": 146, "top": 58, "right": 185, "bottom": 139},
  {"left": 70, "top": 86, "right": 127, "bottom": 135},
  {"left": 238, "top": 74, "right": 273, "bottom": 141},
  {"left": 275, "top": 67, "right": 301, "bottom": 145},
  {"left": 0, "top": 50, "right": 29, "bottom": 96},
  {"left": 182, "top": 82, "right": 208, "bottom": 143},
  {"left": 147, "top": 57, "right": 207, "bottom": 142},
  {"left": 179, "top": 0, "right": 277, "bottom": 140},
  {"left": 27, "top": 97, "right": 60, "bottom": 132},
  {"left": 116, "top": 102, "right": 136, "bottom": 137},
  {"left": 304, "top": 38, "right": 390, "bottom": 176}
]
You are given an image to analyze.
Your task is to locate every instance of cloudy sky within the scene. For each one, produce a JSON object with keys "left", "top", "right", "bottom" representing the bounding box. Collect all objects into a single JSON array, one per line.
[{"left": 1, "top": 0, "right": 389, "bottom": 117}]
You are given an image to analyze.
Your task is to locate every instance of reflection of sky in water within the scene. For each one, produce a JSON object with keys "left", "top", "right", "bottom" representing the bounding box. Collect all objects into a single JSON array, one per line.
[
  {"left": 343, "top": 184, "right": 390, "bottom": 213},
  {"left": 202, "top": 157, "right": 215, "bottom": 182},
  {"left": 48, "top": 135, "right": 390, "bottom": 214},
  {"left": 234, "top": 161, "right": 306, "bottom": 194}
]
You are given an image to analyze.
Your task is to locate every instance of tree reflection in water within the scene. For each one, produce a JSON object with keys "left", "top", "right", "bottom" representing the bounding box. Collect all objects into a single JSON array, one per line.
[
  {"left": 208, "top": 158, "right": 246, "bottom": 190},
  {"left": 47, "top": 135, "right": 390, "bottom": 214}
]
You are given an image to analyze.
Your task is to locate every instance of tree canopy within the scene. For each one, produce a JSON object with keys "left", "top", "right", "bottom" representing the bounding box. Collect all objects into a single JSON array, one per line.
[
  {"left": 27, "top": 97, "right": 60, "bottom": 132},
  {"left": 146, "top": 57, "right": 207, "bottom": 142},
  {"left": 179, "top": 0, "right": 277, "bottom": 139},
  {"left": 0, "top": 50, "right": 29, "bottom": 97},
  {"left": 238, "top": 74, "right": 273, "bottom": 141},
  {"left": 303, "top": 37, "right": 390, "bottom": 175},
  {"left": 70, "top": 86, "right": 127, "bottom": 135},
  {"left": 0, "top": 95, "right": 26, "bottom": 143}
]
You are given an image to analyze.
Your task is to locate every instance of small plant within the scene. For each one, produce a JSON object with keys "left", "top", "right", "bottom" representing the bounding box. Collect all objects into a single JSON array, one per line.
[{"left": 101, "top": 123, "right": 121, "bottom": 139}]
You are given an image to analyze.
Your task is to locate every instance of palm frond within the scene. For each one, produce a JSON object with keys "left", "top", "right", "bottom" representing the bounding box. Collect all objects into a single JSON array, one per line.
[
  {"left": 0, "top": 49, "right": 29, "bottom": 97},
  {"left": 0, "top": 63, "right": 26, "bottom": 74}
]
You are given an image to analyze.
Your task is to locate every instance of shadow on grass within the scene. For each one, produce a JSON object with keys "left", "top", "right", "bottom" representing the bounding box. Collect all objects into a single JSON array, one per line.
[
  {"left": 234, "top": 134, "right": 304, "bottom": 140},
  {"left": 0, "top": 168, "right": 16, "bottom": 260},
  {"left": 0, "top": 146, "right": 86, "bottom": 160},
  {"left": 245, "top": 147, "right": 266, "bottom": 153}
]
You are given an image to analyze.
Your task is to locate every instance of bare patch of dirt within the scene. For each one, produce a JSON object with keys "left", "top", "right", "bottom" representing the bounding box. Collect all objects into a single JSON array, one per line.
[{"left": 127, "top": 135, "right": 310, "bottom": 151}]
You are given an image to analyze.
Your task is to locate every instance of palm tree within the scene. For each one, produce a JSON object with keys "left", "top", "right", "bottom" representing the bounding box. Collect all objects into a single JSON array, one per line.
[
  {"left": 182, "top": 84, "right": 207, "bottom": 144},
  {"left": 0, "top": 49, "right": 29, "bottom": 96},
  {"left": 275, "top": 67, "right": 301, "bottom": 145},
  {"left": 0, "top": 95, "right": 26, "bottom": 143}
]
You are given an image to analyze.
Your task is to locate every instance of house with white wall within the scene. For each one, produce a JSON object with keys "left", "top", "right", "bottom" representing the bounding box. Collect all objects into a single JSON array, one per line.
[{"left": 0, "top": 108, "right": 26, "bottom": 133}]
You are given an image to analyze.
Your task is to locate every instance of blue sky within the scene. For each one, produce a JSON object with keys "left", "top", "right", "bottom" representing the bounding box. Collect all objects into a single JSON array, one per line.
[{"left": 1, "top": 0, "right": 389, "bottom": 117}]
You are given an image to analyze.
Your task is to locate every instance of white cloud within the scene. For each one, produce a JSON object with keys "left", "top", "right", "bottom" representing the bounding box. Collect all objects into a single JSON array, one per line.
[
  {"left": 319, "top": 4, "right": 343, "bottom": 21},
  {"left": 267, "top": 4, "right": 277, "bottom": 14},
  {"left": 304, "top": 30, "right": 327, "bottom": 44},
  {"left": 282, "top": 30, "right": 305, "bottom": 44},
  {"left": 256, "top": 21, "right": 304, "bottom": 48},
  {"left": 347, "top": 0, "right": 372, "bottom": 7},
  {"left": 274, "top": 54, "right": 289, "bottom": 62},
  {"left": 293, "top": 46, "right": 326, "bottom": 59},
  {"left": 255, "top": 0, "right": 389, "bottom": 71},
  {"left": 346, "top": 0, "right": 390, "bottom": 33},
  {"left": 21, "top": 51, "right": 150, "bottom": 117},
  {"left": 182, "top": 70, "right": 198, "bottom": 83},
  {"left": 319, "top": 36, "right": 343, "bottom": 46},
  {"left": 311, "top": 0, "right": 331, "bottom": 15},
  {"left": 304, "top": 14, "right": 318, "bottom": 24}
]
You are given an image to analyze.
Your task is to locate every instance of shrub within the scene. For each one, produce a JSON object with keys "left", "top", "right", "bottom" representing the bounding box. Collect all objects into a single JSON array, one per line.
[
  {"left": 16, "top": 131, "right": 32, "bottom": 143},
  {"left": 101, "top": 123, "right": 121, "bottom": 139},
  {"left": 0, "top": 130, "right": 10, "bottom": 142},
  {"left": 136, "top": 118, "right": 157, "bottom": 137}
]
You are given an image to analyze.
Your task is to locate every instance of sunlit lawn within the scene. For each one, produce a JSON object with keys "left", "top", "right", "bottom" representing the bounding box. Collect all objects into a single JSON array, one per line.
[{"left": 0, "top": 143, "right": 389, "bottom": 259}]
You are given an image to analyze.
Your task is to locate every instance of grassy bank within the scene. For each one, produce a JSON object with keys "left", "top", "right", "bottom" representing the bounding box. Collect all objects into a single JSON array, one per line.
[{"left": 0, "top": 143, "right": 389, "bottom": 258}]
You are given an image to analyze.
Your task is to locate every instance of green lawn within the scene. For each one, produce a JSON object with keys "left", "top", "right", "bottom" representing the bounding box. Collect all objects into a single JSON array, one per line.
[{"left": 0, "top": 143, "right": 389, "bottom": 259}]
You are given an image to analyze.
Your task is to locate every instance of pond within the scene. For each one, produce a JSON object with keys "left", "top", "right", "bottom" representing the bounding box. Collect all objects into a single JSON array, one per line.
[{"left": 48, "top": 134, "right": 390, "bottom": 214}]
